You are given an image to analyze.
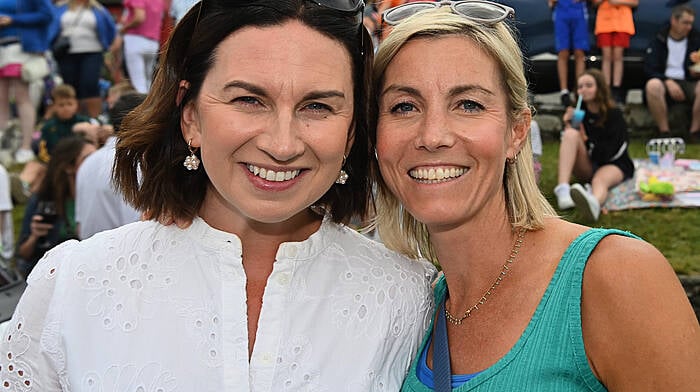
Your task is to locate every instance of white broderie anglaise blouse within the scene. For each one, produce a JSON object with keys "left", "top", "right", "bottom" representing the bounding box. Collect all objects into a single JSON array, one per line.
[{"left": 0, "top": 217, "right": 436, "bottom": 391}]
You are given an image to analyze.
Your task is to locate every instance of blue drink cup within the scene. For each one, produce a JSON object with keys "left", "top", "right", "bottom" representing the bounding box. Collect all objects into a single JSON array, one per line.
[{"left": 570, "top": 109, "right": 585, "bottom": 129}]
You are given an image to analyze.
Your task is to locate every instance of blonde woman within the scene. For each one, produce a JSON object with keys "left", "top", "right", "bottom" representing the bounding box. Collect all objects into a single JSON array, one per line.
[
  {"left": 371, "top": 2, "right": 700, "bottom": 390},
  {"left": 48, "top": 0, "right": 116, "bottom": 118}
]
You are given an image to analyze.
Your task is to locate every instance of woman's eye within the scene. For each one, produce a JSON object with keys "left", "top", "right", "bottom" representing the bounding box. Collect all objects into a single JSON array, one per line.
[
  {"left": 458, "top": 100, "right": 483, "bottom": 112},
  {"left": 390, "top": 102, "right": 416, "bottom": 114},
  {"left": 232, "top": 96, "right": 260, "bottom": 106},
  {"left": 304, "top": 102, "right": 332, "bottom": 112}
]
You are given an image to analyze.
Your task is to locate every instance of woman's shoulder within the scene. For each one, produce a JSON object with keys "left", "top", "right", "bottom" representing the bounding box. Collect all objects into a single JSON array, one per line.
[
  {"left": 54, "top": 220, "right": 169, "bottom": 262},
  {"left": 584, "top": 230, "right": 668, "bottom": 281},
  {"left": 329, "top": 223, "right": 438, "bottom": 280}
]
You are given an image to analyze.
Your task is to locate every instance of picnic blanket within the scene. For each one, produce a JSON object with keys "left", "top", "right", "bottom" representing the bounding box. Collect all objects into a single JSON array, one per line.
[{"left": 603, "top": 159, "right": 700, "bottom": 211}]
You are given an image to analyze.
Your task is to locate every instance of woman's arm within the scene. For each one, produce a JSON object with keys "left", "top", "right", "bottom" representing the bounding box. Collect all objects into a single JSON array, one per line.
[
  {"left": 119, "top": 7, "right": 145, "bottom": 35},
  {"left": 582, "top": 235, "right": 700, "bottom": 391},
  {"left": 0, "top": 243, "right": 74, "bottom": 390}
]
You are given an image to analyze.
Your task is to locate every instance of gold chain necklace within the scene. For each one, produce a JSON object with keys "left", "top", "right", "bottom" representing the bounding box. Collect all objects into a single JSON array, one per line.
[{"left": 444, "top": 228, "right": 526, "bottom": 326}]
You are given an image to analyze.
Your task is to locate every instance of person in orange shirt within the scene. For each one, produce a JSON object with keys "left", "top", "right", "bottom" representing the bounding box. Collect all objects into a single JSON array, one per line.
[{"left": 593, "top": 0, "right": 639, "bottom": 104}]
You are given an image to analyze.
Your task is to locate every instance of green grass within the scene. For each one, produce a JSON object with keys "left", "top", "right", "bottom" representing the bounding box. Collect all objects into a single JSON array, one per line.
[{"left": 538, "top": 138, "right": 700, "bottom": 275}]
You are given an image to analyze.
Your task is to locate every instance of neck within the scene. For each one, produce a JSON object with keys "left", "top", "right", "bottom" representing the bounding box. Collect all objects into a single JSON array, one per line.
[
  {"left": 429, "top": 212, "right": 516, "bottom": 308},
  {"left": 669, "top": 31, "right": 687, "bottom": 41},
  {"left": 586, "top": 101, "right": 600, "bottom": 113},
  {"left": 199, "top": 187, "right": 323, "bottom": 275}
]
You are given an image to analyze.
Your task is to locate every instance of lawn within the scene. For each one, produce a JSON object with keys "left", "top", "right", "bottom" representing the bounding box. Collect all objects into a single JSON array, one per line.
[{"left": 538, "top": 138, "right": 700, "bottom": 275}]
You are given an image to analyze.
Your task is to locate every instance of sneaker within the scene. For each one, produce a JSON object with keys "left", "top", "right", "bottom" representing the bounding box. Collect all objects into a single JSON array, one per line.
[
  {"left": 553, "top": 183, "right": 575, "bottom": 210},
  {"left": 14, "top": 148, "right": 35, "bottom": 164},
  {"left": 570, "top": 183, "right": 600, "bottom": 222},
  {"left": 560, "top": 91, "right": 571, "bottom": 107}
]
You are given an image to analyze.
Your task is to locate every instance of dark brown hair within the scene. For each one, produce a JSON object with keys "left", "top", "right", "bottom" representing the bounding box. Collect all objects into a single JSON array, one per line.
[
  {"left": 37, "top": 135, "right": 91, "bottom": 218},
  {"left": 114, "top": 0, "right": 374, "bottom": 224}
]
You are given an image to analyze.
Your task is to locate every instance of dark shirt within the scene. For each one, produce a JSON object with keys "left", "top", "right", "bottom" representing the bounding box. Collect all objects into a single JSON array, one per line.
[
  {"left": 16, "top": 194, "right": 77, "bottom": 277},
  {"left": 644, "top": 22, "right": 700, "bottom": 81},
  {"left": 38, "top": 114, "right": 91, "bottom": 162},
  {"left": 582, "top": 107, "right": 631, "bottom": 165}
]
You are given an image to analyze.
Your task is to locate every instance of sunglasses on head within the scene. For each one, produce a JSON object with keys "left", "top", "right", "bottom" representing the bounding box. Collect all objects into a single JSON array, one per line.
[
  {"left": 309, "top": 0, "right": 364, "bottom": 13},
  {"left": 382, "top": 0, "right": 515, "bottom": 26}
]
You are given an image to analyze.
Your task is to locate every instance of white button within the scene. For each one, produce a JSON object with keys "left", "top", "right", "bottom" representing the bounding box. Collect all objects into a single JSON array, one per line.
[
  {"left": 285, "top": 246, "right": 298, "bottom": 258},
  {"left": 277, "top": 273, "right": 290, "bottom": 286}
]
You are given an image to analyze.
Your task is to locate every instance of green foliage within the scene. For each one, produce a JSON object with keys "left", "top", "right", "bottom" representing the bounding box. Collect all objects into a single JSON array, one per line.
[{"left": 539, "top": 139, "right": 700, "bottom": 275}]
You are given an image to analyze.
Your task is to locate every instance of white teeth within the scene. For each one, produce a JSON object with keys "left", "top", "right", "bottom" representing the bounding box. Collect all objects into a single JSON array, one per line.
[
  {"left": 247, "top": 164, "right": 301, "bottom": 182},
  {"left": 409, "top": 167, "right": 466, "bottom": 183}
]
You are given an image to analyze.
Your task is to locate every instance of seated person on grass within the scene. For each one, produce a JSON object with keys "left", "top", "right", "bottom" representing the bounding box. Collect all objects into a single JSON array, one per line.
[
  {"left": 554, "top": 69, "right": 634, "bottom": 222},
  {"left": 644, "top": 3, "right": 700, "bottom": 143}
]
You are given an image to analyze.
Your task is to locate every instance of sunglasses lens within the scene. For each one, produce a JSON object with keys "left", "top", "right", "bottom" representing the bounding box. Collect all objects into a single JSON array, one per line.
[
  {"left": 315, "top": 0, "right": 364, "bottom": 12},
  {"left": 452, "top": 2, "right": 510, "bottom": 22},
  {"left": 384, "top": 4, "right": 435, "bottom": 24}
]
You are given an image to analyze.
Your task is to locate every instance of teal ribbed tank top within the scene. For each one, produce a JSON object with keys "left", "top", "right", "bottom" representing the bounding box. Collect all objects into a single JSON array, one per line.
[{"left": 401, "top": 228, "right": 638, "bottom": 391}]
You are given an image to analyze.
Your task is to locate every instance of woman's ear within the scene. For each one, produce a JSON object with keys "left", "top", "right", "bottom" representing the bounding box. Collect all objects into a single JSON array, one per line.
[
  {"left": 180, "top": 101, "right": 201, "bottom": 148},
  {"left": 507, "top": 109, "right": 531, "bottom": 159}
]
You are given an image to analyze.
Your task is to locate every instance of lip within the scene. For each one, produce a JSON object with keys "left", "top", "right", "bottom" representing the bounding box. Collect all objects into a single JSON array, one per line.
[{"left": 242, "top": 163, "right": 307, "bottom": 191}]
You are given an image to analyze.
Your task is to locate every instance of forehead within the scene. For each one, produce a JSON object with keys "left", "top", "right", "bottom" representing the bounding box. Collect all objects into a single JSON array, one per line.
[
  {"left": 384, "top": 35, "right": 502, "bottom": 90},
  {"left": 674, "top": 11, "right": 695, "bottom": 24},
  {"left": 206, "top": 20, "right": 353, "bottom": 89},
  {"left": 578, "top": 74, "right": 596, "bottom": 84},
  {"left": 55, "top": 97, "right": 76, "bottom": 104}
]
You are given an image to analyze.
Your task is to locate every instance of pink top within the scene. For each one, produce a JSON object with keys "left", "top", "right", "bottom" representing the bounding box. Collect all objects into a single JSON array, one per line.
[{"left": 123, "top": 0, "right": 166, "bottom": 42}]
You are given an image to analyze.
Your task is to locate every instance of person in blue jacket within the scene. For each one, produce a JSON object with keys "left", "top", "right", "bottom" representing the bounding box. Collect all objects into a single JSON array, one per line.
[
  {"left": 49, "top": 0, "right": 116, "bottom": 118},
  {"left": 0, "top": 0, "right": 54, "bottom": 164}
]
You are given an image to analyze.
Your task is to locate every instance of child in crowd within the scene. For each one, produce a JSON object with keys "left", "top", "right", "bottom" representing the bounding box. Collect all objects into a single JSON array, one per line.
[
  {"left": 13, "top": 84, "right": 100, "bottom": 201},
  {"left": 554, "top": 68, "right": 634, "bottom": 222},
  {"left": 593, "top": 0, "right": 638, "bottom": 104},
  {"left": 37, "top": 83, "right": 94, "bottom": 163},
  {"left": 549, "top": 0, "right": 591, "bottom": 107}
]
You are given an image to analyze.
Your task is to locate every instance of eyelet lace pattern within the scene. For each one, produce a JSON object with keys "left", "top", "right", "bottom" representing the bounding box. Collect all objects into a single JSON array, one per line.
[{"left": 0, "top": 219, "right": 436, "bottom": 391}]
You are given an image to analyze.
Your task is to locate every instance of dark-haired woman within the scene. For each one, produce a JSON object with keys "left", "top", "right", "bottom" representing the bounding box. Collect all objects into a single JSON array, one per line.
[{"left": 0, "top": 1, "right": 435, "bottom": 389}]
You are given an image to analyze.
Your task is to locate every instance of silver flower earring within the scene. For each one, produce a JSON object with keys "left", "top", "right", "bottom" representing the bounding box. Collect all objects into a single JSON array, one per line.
[
  {"left": 183, "top": 138, "right": 200, "bottom": 170},
  {"left": 335, "top": 155, "right": 348, "bottom": 185}
]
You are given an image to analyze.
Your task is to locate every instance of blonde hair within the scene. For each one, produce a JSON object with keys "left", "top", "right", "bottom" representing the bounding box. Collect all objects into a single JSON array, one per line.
[{"left": 371, "top": 8, "right": 556, "bottom": 262}]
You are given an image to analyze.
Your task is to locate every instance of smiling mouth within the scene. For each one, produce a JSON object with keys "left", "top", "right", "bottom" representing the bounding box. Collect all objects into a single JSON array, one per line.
[
  {"left": 409, "top": 166, "right": 467, "bottom": 184},
  {"left": 246, "top": 164, "right": 301, "bottom": 182}
]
